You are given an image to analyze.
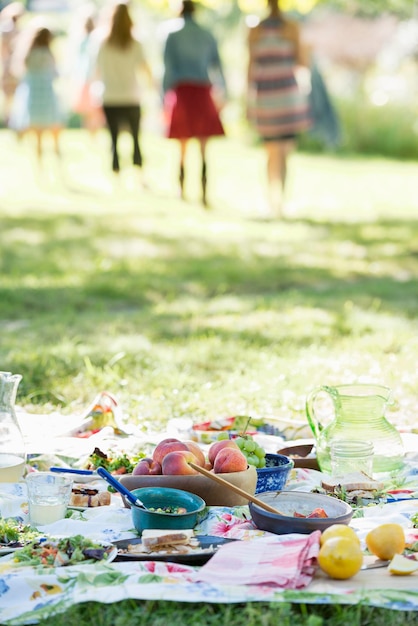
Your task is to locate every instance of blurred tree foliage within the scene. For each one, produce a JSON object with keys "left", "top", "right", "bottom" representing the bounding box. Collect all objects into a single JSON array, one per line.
[
  {"left": 137, "top": 0, "right": 416, "bottom": 19},
  {"left": 315, "top": 0, "right": 416, "bottom": 18}
]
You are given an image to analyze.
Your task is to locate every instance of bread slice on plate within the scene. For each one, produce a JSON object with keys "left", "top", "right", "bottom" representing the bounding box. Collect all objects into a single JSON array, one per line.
[
  {"left": 141, "top": 529, "right": 195, "bottom": 550},
  {"left": 69, "top": 484, "right": 111, "bottom": 507},
  {"left": 321, "top": 471, "right": 384, "bottom": 496}
]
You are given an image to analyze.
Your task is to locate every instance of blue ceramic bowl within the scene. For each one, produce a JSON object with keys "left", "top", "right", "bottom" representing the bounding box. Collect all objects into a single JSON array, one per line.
[
  {"left": 255, "top": 453, "right": 294, "bottom": 494},
  {"left": 130, "top": 487, "right": 206, "bottom": 534}
]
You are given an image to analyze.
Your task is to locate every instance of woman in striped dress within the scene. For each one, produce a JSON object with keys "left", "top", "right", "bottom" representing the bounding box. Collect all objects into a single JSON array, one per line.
[{"left": 247, "top": 0, "right": 311, "bottom": 216}]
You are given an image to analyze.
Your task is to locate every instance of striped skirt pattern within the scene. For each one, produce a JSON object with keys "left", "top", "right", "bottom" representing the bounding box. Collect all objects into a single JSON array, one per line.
[{"left": 249, "top": 21, "right": 312, "bottom": 140}]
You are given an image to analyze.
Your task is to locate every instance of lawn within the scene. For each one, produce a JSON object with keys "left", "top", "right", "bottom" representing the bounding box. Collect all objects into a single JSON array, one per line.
[{"left": 1, "top": 128, "right": 418, "bottom": 625}]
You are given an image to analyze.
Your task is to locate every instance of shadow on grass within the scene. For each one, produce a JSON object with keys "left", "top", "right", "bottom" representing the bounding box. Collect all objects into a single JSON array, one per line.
[{"left": 1, "top": 213, "right": 417, "bottom": 321}]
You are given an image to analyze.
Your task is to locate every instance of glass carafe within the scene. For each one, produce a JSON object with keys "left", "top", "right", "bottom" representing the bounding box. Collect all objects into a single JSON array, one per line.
[
  {"left": 0, "top": 371, "right": 25, "bottom": 482},
  {"left": 306, "top": 384, "right": 404, "bottom": 475}
]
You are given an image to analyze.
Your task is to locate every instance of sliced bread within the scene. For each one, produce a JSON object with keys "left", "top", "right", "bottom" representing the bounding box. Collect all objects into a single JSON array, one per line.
[{"left": 321, "top": 471, "right": 384, "bottom": 493}]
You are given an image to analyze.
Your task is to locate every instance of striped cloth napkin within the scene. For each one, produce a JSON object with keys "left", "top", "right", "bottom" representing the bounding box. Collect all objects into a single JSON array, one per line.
[{"left": 194, "top": 530, "right": 321, "bottom": 589}]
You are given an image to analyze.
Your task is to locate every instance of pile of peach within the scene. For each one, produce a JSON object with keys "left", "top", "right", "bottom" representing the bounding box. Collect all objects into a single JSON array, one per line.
[{"left": 132, "top": 438, "right": 248, "bottom": 476}]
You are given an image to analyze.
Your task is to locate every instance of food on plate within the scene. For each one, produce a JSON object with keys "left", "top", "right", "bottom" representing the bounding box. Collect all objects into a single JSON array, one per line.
[
  {"left": 118, "top": 529, "right": 209, "bottom": 556},
  {"left": 142, "top": 529, "right": 195, "bottom": 550},
  {"left": 321, "top": 471, "right": 384, "bottom": 502},
  {"left": 388, "top": 553, "right": 418, "bottom": 576},
  {"left": 0, "top": 519, "right": 41, "bottom": 549},
  {"left": 320, "top": 524, "right": 360, "bottom": 547},
  {"left": 13, "top": 535, "right": 114, "bottom": 567},
  {"left": 365, "top": 523, "right": 405, "bottom": 560},
  {"left": 69, "top": 485, "right": 111, "bottom": 507},
  {"left": 318, "top": 535, "right": 363, "bottom": 579}
]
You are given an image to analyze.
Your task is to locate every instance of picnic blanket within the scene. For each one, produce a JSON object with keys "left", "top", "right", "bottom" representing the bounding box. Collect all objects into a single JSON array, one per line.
[
  {"left": 2, "top": 463, "right": 418, "bottom": 625},
  {"left": 1, "top": 408, "right": 418, "bottom": 624}
]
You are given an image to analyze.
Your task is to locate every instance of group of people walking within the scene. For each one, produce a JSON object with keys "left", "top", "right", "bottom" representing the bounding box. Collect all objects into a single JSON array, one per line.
[{"left": 0, "top": 0, "right": 313, "bottom": 215}]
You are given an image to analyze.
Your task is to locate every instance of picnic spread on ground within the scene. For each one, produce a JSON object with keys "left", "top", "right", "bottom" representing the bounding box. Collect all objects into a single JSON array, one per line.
[{"left": 1, "top": 389, "right": 418, "bottom": 624}]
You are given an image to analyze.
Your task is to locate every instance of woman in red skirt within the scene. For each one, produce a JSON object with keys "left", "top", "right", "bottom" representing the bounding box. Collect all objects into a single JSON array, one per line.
[{"left": 162, "top": 1, "right": 226, "bottom": 207}]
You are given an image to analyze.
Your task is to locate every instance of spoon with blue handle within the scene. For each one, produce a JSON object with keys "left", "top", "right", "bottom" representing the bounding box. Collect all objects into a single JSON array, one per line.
[
  {"left": 96, "top": 467, "right": 147, "bottom": 509},
  {"left": 50, "top": 467, "right": 97, "bottom": 476}
]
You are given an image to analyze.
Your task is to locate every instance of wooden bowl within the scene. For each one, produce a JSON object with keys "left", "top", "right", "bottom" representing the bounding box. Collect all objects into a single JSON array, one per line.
[{"left": 118, "top": 465, "right": 257, "bottom": 507}]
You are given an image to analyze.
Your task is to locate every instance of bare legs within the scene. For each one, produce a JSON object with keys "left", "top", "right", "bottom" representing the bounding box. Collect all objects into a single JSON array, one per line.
[
  {"left": 33, "top": 126, "right": 61, "bottom": 163},
  {"left": 179, "top": 139, "right": 187, "bottom": 199},
  {"left": 178, "top": 137, "right": 208, "bottom": 207},
  {"left": 199, "top": 138, "right": 208, "bottom": 207},
  {"left": 265, "top": 138, "right": 295, "bottom": 217}
]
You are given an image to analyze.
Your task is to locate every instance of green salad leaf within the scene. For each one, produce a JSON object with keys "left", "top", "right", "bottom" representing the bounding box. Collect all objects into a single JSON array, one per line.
[
  {"left": 13, "top": 534, "right": 113, "bottom": 567},
  {"left": 0, "top": 518, "right": 41, "bottom": 548}
]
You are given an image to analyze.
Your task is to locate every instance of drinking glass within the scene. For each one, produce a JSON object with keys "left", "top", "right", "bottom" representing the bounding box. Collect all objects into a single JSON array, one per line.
[
  {"left": 26, "top": 472, "right": 73, "bottom": 526},
  {"left": 330, "top": 440, "right": 374, "bottom": 478}
]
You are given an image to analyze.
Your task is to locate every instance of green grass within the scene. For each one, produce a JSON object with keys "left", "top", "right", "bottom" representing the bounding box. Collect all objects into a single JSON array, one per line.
[
  {"left": 1, "top": 128, "right": 418, "bottom": 624},
  {"left": 25, "top": 600, "right": 418, "bottom": 626}
]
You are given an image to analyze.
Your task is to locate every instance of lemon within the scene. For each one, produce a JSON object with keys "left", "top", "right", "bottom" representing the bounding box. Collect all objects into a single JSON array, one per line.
[
  {"left": 388, "top": 554, "right": 418, "bottom": 576},
  {"left": 365, "top": 523, "right": 405, "bottom": 561},
  {"left": 318, "top": 536, "right": 363, "bottom": 580},
  {"left": 320, "top": 524, "right": 360, "bottom": 547}
]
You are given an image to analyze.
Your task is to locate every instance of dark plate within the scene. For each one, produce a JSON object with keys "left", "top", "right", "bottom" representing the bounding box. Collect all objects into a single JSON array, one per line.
[{"left": 113, "top": 535, "right": 235, "bottom": 565}]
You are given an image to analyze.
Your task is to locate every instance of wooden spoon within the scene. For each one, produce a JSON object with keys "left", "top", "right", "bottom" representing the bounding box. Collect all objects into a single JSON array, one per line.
[{"left": 188, "top": 462, "right": 286, "bottom": 516}]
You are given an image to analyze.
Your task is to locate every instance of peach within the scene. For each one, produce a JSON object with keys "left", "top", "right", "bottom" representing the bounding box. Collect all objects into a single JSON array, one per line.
[
  {"left": 213, "top": 447, "right": 248, "bottom": 474},
  {"left": 208, "top": 439, "right": 240, "bottom": 466},
  {"left": 153, "top": 438, "right": 189, "bottom": 465},
  {"left": 183, "top": 440, "right": 206, "bottom": 467},
  {"left": 132, "top": 457, "right": 162, "bottom": 475},
  {"left": 162, "top": 450, "right": 199, "bottom": 475}
]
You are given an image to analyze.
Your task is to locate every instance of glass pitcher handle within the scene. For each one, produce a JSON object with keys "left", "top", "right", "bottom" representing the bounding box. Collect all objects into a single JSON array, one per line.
[{"left": 305, "top": 385, "right": 335, "bottom": 440}]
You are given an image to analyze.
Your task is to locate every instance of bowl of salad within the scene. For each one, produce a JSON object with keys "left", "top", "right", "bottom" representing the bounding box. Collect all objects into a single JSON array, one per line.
[{"left": 130, "top": 487, "right": 206, "bottom": 534}]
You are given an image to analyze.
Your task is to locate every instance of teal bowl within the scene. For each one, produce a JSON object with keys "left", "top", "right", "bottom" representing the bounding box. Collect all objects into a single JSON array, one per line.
[{"left": 130, "top": 487, "right": 206, "bottom": 534}]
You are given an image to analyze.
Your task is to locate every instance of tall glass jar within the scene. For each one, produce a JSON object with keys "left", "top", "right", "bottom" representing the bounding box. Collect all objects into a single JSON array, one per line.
[{"left": 0, "top": 371, "right": 26, "bottom": 482}]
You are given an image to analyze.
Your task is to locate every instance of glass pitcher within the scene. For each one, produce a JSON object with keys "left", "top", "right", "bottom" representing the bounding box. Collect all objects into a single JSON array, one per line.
[
  {"left": 0, "top": 371, "right": 26, "bottom": 482},
  {"left": 306, "top": 384, "right": 404, "bottom": 475}
]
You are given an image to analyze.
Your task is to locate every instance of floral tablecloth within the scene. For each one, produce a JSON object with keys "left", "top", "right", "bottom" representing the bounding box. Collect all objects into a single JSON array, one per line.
[{"left": 2, "top": 459, "right": 418, "bottom": 625}]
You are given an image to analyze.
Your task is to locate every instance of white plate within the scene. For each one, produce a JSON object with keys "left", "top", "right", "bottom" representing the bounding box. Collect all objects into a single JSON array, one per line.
[
  {"left": 0, "top": 539, "right": 117, "bottom": 566},
  {"left": 0, "top": 531, "right": 44, "bottom": 555},
  {"left": 103, "top": 544, "right": 118, "bottom": 564},
  {"left": 0, "top": 546, "right": 22, "bottom": 556}
]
